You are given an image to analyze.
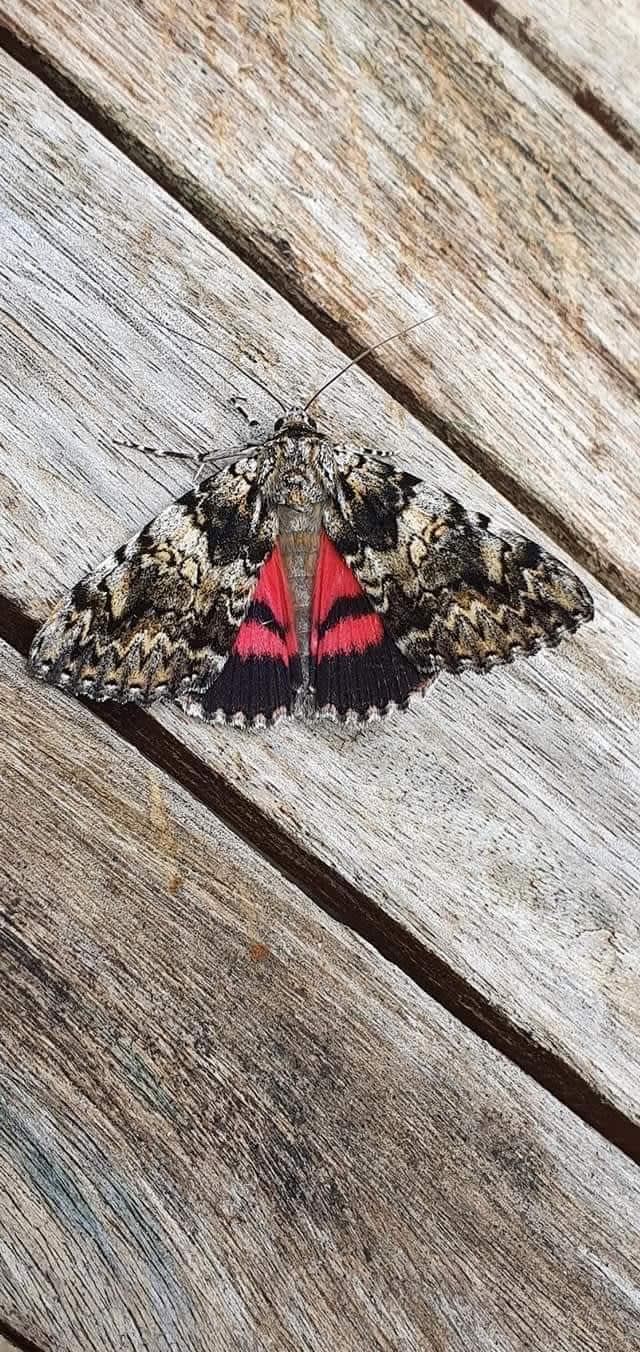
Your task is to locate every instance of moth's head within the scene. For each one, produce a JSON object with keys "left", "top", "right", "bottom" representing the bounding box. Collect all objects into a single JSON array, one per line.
[{"left": 272, "top": 407, "right": 318, "bottom": 439}]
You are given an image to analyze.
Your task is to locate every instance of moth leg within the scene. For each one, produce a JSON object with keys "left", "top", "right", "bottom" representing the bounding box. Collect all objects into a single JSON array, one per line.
[
  {"left": 113, "top": 438, "right": 240, "bottom": 487},
  {"left": 193, "top": 455, "right": 225, "bottom": 486},
  {"left": 230, "top": 394, "right": 261, "bottom": 435},
  {"left": 113, "top": 437, "right": 200, "bottom": 464},
  {"left": 362, "top": 446, "right": 394, "bottom": 462}
]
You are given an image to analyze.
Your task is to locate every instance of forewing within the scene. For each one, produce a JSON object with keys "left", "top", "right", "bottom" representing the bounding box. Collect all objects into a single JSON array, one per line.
[
  {"left": 324, "top": 449, "right": 594, "bottom": 681},
  {"left": 29, "top": 456, "right": 277, "bottom": 709}
]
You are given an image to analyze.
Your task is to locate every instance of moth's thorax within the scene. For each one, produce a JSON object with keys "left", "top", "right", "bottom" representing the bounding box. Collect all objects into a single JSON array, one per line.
[{"left": 258, "top": 430, "right": 335, "bottom": 508}]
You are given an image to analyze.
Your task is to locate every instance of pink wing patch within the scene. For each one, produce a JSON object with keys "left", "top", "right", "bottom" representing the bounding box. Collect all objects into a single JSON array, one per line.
[
  {"left": 310, "top": 532, "right": 426, "bottom": 720},
  {"left": 186, "top": 545, "right": 301, "bottom": 725},
  {"left": 234, "top": 545, "right": 299, "bottom": 664},
  {"left": 311, "top": 535, "right": 384, "bottom": 660}
]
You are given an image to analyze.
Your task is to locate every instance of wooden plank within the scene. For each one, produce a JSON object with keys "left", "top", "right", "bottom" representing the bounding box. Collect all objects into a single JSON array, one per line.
[
  {"left": 469, "top": 0, "right": 640, "bottom": 157},
  {"left": 2, "top": 0, "right": 640, "bottom": 611},
  {"left": 1, "top": 55, "right": 639, "bottom": 1130},
  {"left": 2, "top": 638, "right": 640, "bottom": 1351}
]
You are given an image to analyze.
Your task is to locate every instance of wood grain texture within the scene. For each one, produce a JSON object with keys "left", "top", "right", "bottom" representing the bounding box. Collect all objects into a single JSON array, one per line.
[
  {"left": 2, "top": 0, "right": 639, "bottom": 613},
  {"left": 1, "top": 54, "right": 639, "bottom": 1128},
  {"left": 2, "top": 638, "right": 640, "bottom": 1351},
  {"left": 469, "top": 0, "right": 640, "bottom": 157}
]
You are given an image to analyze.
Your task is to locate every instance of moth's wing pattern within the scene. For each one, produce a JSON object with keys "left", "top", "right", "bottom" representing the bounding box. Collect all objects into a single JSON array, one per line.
[
  {"left": 323, "top": 448, "right": 594, "bottom": 686},
  {"left": 180, "top": 543, "right": 302, "bottom": 726},
  {"left": 29, "top": 456, "right": 280, "bottom": 718},
  {"left": 309, "top": 530, "right": 432, "bottom": 721}
]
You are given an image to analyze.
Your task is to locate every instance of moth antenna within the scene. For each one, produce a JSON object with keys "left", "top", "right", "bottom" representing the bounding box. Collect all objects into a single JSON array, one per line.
[
  {"left": 304, "top": 313, "right": 438, "bottom": 411},
  {"left": 152, "top": 314, "right": 287, "bottom": 412}
]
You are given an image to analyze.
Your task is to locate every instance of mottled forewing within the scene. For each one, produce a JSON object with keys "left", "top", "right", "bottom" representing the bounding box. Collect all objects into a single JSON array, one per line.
[
  {"left": 29, "top": 456, "right": 277, "bottom": 708},
  {"left": 324, "top": 449, "right": 593, "bottom": 681}
]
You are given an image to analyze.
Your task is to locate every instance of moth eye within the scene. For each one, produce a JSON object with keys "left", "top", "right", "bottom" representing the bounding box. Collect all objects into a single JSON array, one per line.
[{"left": 274, "top": 416, "right": 284, "bottom": 433}]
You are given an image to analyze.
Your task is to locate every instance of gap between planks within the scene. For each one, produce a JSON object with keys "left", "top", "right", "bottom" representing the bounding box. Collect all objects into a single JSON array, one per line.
[
  {"left": 464, "top": 0, "right": 640, "bottom": 160},
  {"left": 0, "top": 1321, "right": 42, "bottom": 1352},
  {"left": 2, "top": 589, "right": 639, "bottom": 1171},
  {"left": 0, "top": 20, "right": 636, "bottom": 621}
]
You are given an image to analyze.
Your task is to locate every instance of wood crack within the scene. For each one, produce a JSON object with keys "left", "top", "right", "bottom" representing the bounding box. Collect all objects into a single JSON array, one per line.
[{"left": 2, "top": 589, "right": 639, "bottom": 1168}]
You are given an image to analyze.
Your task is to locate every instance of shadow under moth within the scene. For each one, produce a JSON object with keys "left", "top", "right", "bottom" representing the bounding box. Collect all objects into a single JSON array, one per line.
[{"left": 29, "top": 325, "right": 594, "bottom": 728}]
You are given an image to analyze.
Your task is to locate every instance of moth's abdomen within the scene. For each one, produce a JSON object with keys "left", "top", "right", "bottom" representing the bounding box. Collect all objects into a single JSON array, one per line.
[{"left": 278, "top": 503, "right": 323, "bottom": 687}]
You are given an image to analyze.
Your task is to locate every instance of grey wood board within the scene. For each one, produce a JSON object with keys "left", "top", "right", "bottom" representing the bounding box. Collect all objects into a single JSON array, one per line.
[
  {"left": 2, "top": 640, "right": 640, "bottom": 1351},
  {"left": 0, "top": 55, "right": 639, "bottom": 1122},
  {"left": 1, "top": 0, "right": 639, "bottom": 608}
]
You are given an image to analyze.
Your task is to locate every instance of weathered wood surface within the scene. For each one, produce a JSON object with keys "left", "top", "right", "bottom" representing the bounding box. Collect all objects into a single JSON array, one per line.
[
  {"left": 474, "top": 0, "right": 640, "bottom": 157},
  {"left": 2, "top": 0, "right": 640, "bottom": 613},
  {"left": 1, "top": 54, "right": 640, "bottom": 1131},
  {"left": 2, "top": 638, "right": 640, "bottom": 1351}
]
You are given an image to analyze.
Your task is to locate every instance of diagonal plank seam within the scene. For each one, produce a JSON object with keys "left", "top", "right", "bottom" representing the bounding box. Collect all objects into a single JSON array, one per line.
[
  {"left": 463, "top": 0, "right": 640, "bottom": 161},
  {"left": 0, "top": 1315, "right": 46, "bottom": 1352},
  {"left": 2, "top": 589, "right": 639, "bottom": 1169},
  {"left": 0, "top": 22, "right": 638, "bottom": 619}
]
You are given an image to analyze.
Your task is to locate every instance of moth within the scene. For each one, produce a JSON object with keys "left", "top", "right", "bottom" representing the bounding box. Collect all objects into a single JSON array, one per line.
[{"left": 29, "top": 324, "right": 594, "bottom": 727}]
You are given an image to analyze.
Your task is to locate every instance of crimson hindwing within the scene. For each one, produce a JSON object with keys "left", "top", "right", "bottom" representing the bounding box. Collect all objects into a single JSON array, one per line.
[
  {"left": 206, "top": 532, "right": 428, "bottom": 725},
  {"left": 184, "top": 545, "right": 303, "bottom": 726},
  {"left": 309, "top": 533, "right": 428, "bottom": 720}
]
